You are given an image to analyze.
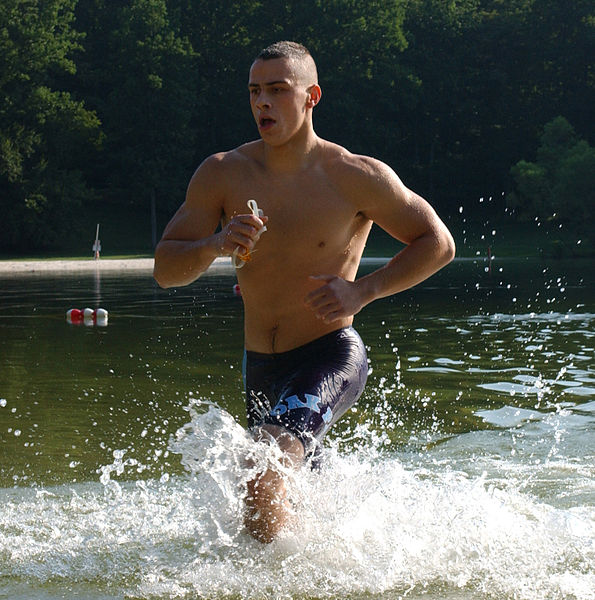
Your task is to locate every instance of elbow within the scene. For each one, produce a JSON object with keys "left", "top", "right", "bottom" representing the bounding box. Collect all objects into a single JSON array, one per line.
[
  {"left": 153, "top": 269, "right": 172, "bottom": 289},
  {"left": 153, "top": 265, "right": 172, "bottom": 289},
  {"left": 153, "top": 241, "right": 202, "bottom": 289},
  {"left": 431, "top": 226, "right": 455, "bottom": 268},
  {"left": 443, "top": 230, "right": 456, "bottom": 264},
  {"left": 153, "top": 245, "right": 174, "bottom": 289}
]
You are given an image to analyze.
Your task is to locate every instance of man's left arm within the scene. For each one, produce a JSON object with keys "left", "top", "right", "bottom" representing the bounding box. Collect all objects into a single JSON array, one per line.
[{"left": 304, "top": 158, "right": 456, "bottom": 324}]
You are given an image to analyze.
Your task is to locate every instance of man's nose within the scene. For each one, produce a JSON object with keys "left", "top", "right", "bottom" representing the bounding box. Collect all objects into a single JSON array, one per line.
[{"left": 256, "top": 93, "right": 271, "bottom": 110}]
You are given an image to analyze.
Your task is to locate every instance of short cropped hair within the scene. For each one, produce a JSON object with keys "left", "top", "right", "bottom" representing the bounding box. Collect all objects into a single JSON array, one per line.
[{"left": 255, "top": 41, "right": 312, "bottom": 62}]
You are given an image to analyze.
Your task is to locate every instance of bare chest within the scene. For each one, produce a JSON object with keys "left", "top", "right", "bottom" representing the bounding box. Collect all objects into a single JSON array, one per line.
[{"left": 223, "top": 173, "right": 365, "bottom": 260}]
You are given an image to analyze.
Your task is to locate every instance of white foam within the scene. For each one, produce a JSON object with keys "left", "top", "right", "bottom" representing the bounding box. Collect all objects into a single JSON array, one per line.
[{"left": 1, "top": 402, "right": 594, "bottom": 600}]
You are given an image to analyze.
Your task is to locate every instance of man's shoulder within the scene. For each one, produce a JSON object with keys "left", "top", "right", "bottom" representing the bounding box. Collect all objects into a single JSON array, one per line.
[
  {"left": 321, "top": 141, "right": 396, "bottom": 189},
  {"left": 198, "top": 141, "right": 261, "bottom": 173},
  {"left": 188, "top": 142, "right": 262, "bottom": 197}
]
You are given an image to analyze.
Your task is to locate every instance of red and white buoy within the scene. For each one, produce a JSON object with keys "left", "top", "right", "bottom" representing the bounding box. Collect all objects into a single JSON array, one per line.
[
  {"left": 66, "top": 308, "right": 108, "bottom": 326},
  {"left": 66, "top": 308, "right": 84, "bottom": 324}
]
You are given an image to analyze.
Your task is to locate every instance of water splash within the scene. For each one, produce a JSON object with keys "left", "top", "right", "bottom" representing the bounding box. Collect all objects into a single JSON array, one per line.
[{"left": 1, "top": 399, "right": 594, "bottom": 600}]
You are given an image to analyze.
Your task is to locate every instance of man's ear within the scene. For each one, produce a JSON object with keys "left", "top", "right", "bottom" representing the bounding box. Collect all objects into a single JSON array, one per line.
[{"left": 306, "top": 84, "right": 322, "bottom": 108}]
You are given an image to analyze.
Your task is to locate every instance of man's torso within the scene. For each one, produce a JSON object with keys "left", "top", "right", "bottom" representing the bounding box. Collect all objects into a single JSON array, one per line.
[{"left": 217, "top": 140, "right": 373, "bottom": 353}]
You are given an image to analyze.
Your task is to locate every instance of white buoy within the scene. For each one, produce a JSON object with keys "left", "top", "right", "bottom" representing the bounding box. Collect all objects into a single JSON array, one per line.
[
  {"left": 83, "top": 307, "right": 94, "bottom": 326},
  {"left": 95, "top": 308, "right": 108, "bottom": 326}
]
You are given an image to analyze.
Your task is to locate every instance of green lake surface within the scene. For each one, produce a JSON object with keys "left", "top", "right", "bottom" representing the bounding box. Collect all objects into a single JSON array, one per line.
[{"left": 0, "top": 257, "right": 593, "bottom": 600}]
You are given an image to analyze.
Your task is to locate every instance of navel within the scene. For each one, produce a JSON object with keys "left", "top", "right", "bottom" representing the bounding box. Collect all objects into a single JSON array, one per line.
[
  {"left": 270, "top": 324, "right": 279, "bottom": 353},
  {"left": 318, "top": 241, "right": 326, "bottom": 248}
]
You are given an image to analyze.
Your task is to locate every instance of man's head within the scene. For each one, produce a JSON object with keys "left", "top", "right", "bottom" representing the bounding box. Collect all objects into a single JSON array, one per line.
[
  {"left": 254, "top": 41, "right": 318, "bottom": 85},
  {"left": 249, "top": 41, "right": 321, "bottom": 146}
]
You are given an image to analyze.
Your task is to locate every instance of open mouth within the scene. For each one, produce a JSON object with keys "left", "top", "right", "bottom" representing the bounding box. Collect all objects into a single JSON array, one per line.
[{"left": 259, "top": 116, "right": 276, "bottom": 129}]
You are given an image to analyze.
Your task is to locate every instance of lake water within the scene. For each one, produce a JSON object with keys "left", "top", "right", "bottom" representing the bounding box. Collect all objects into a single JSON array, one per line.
[{"left": 0, "top": 258, "right": 593, "bottom": 600}]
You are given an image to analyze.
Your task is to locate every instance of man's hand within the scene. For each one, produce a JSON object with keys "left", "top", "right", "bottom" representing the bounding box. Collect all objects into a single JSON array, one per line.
[
  {"left": 304, "top": 275, "right": 365, "bottom": 323},
  {"left": 216, "top": 214, "right": 268, "bottom": 257}
]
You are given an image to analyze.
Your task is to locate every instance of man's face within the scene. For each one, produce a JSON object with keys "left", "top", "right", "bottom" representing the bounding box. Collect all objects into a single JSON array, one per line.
[{"left": 248, "top": 58, "right": 312, "bottom": 146}]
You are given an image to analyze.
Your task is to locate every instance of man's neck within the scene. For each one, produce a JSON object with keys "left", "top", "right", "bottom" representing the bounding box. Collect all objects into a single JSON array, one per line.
[{"left": 262, "top": 127, "right": 320, "bottom": 174}]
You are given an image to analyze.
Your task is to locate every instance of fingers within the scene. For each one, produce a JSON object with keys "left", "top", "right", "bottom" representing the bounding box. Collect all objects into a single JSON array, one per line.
[
  {"left": 304, "top": 275, "right": 345, "bottom": 323},
  {"left": 221, "top": 214, "right": 266, "bottom": 255},
  {"left": 305, "top": 275, "right": 364, "bottom": 323},
  {"left": 304, "top": 275, "right": 337, "bottom": 307}
]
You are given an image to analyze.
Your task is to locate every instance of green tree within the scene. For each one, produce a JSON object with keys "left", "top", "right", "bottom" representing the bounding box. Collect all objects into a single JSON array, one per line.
[
  {"left": 75, "top": 0, "right": 197, "bottom": 247},
  {"left": 397, "top": 0, "right": 594, "bottom": 217},
  {"left": 0, "top": 0, "right": 100, "bottom": 250},
  {"left": 398, "top": 0, "right": 479, "bottom": 203},
  {"left": 308, "top": 0, "right": 411, "bottom": 161},
  {"left": 175, "top": 0, "right": 410, "bottom": 165},
  {"left": 509, "top": 116, "right": 594, "bottom": 249},
  {"left": 171, "top": 0, "right": 260, "bottom": 157},
  {"left": 517, "top": 0, "right": 594, "bottom": 143}
]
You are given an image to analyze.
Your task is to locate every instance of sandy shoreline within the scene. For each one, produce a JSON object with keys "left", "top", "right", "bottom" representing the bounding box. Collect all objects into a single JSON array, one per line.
[
  {"left": 0, "top": 257, "right": 232, "bottom": 274},
  {"left": 0, "top": 255, "right": 481, "bottom": 275}
]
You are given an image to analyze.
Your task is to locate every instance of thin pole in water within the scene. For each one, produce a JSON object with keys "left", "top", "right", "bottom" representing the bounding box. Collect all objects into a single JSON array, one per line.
[{"left": 93, "top": 224, "right": 101, "bottom": 260}]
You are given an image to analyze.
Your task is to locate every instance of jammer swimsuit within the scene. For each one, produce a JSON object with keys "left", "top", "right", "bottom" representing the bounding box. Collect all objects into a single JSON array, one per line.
[{"left": 243, "top": 326, "right": 368, "bottom": 457}]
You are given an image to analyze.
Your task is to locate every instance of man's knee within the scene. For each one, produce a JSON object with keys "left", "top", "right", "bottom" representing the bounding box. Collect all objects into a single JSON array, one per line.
[{"left": 252, "top": 424, "right": 305, "bottom": 466}]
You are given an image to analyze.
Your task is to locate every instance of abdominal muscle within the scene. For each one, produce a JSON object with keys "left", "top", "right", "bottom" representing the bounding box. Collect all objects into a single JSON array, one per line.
[
  {"left": 244, "top": 302, "right": 353, "bottom": 354},
  {"left": 231, "top": 186, "right": 371, "bottom": 353},
  {"left": 238, "top": 257, "right": 357, "bottom": 354}
]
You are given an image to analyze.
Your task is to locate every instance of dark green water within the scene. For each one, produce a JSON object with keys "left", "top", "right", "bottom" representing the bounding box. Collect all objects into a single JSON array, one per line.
[{"left": 0, "top": 257, "right": 593, "bottom": 599}]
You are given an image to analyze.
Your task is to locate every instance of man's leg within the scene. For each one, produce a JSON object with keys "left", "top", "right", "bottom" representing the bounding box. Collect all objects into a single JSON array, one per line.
[
  {"left": 244, "top": 424, "right": 304, "bottom": 543},
  {"left": 242, "top": 328, "right": 368, "bottom": 542}
]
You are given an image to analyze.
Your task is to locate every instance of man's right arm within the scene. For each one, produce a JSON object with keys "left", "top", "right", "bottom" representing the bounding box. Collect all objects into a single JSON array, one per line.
[
  {"left": 153, "top": 155, "right": 226, "bottom": 289},
  {"left": 153, "top": 235, "right": 222, "bottom": 289},
  {"left": 153, "top": 153, "right": 267, "bottom": 289}
]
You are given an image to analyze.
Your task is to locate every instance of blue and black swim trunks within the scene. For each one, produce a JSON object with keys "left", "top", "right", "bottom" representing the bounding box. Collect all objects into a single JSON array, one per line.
[{"left": 243, "top": 327, "right": 368, "bottom": 455}]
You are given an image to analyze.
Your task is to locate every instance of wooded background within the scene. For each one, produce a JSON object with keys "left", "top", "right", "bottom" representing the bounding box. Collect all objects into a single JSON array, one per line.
[{"left": 1, "top": 0, "right": 593, "bottom": 256}]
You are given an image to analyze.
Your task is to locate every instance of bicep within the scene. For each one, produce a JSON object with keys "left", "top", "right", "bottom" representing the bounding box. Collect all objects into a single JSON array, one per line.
[
  {"left": 361, "top": 163, "right": 443, "bottom": 245},
  {"left": 160, "top": 160, "right": 224, "bottom": 242}
]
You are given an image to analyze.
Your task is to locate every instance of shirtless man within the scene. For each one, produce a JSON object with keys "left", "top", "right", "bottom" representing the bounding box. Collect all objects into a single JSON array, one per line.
[{"left": 153, "top": 41, "right": 455, "bottom": 543}]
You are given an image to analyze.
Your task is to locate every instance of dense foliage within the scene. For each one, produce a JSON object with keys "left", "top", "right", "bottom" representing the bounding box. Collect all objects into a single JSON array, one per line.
[
  {"left": 0, "top": 0, "right": 592, "bottom": 252},
  {"left": 509, "top": 116, "right": 594, "bottom": 253},
  {"left": 0, "top": 0, "right": 101, "bottom": 249}
]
